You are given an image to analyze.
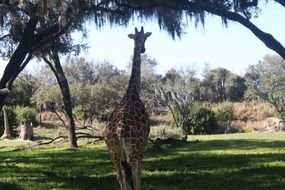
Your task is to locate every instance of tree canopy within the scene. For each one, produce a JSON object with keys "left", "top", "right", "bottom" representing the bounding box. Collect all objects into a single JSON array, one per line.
[
  {"left": 0, "top": 0, "right": 285, "bottom": 128},
  {"left": 245, "top": 55, "right": 285, "bottom": 119}
]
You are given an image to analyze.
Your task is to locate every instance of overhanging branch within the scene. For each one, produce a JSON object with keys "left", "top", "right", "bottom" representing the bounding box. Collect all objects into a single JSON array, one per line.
[
  {"left": 0, "top": 34, "right": 11, "bottom": 41},
  {"left": 201, "top": 5, "right": 285, "bottom": 60},
  {"left": 274, "top": 0, "right": 285, "bottom": 8},
  {"left": 131, "top": 0, "right": 285, "bottom": 59}
]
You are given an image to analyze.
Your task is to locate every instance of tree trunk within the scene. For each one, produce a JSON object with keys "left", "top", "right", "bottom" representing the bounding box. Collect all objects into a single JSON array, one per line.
[
  {"left": 1, "top": 106, "right": 11, "bottom": 139},
  {"left": 0, "top": 17, "right": 63, "bottom": 111},
  {"left": 0, "top": 18, "right": 39, "bottom": 110},
  {"left": 39, "top": 105, "right": 43, "bottom": 127},
  {"left": 18, "top": 121, "right": 33, "bottom": 141},
  {"left": 43, "top": 50, "right": 78, "bottom": 148}
]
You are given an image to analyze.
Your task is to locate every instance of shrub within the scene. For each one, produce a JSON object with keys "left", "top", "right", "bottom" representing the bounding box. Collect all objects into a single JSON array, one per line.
[
  {"left": 150, "top": 125, "right": 184, "bottom": 139},
  {"left": 0, "top": 107, "right": 18, "bottom": 136},
  {"left": 187, "top": 104, "right": 217, "bottom": 135},
  {"left": 15, "top": 106, "right": 37, "bottom": 125},
  {"left": 256, "top": 103, "right": 276, "bottom": 120},
  {"left": 212, "top": 102, "right": 235, "bottom": 121}
]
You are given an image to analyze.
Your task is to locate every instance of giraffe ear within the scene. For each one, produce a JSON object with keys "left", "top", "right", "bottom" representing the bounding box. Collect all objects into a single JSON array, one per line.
[
  {"left": 145, "top": 32, "right": 152, "bottom": 38},
  {"left": 128, "top": 34, "right": 135, "bottom": 39}
]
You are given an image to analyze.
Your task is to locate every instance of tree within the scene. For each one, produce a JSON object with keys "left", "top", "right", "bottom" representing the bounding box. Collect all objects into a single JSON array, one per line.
[
  {"left": 15, "top": 106, "right": 37, "bottom": 141},
  {"left": 31, "top": 86, "right": 62, "bottom": 113},
  {"left": 201, "top": 68, "right": 246, "bottom": 102},
  {"left": 5, "top": 73, "right": 37, "bottom": 106},
  {"left": 155, "top": 67, "right": 200, "bottom": 139},
  {"left": 187, "top": 103, "right": 217, "bottom": 135},
  {"left": 63, "top": 57, "right": 96, "bottom": 85},
  {"left": 134, "top": 0, "right": 285, "bottom": 60},
  {"left": 42, "top": 48, "right": 78, "bottom": 148},
  {"left": 226, "top": 75, "right": 247, "bottom": 101},
  {"left": 1, "top": 0, "right": 285, "bottom": 111},
  {"left": 245, "top": 54, "right": 285, "bottom": 119},
  {"left": 72, "top": 83, "right": 120, "bottom": 126},
  {"left": 1, "top": 106, "right": 11, "bottom": 139},
  {"left": 33, "top": 60, "right": 124, "bottom": 129},
  {"left": 0, "top": 0, "right": 184, "bottom": 110},
  {"left": 0, "top": 106, "right": 17, "bottom": 139}
]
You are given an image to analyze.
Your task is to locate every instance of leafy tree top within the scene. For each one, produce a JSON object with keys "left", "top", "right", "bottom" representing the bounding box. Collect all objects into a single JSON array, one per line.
[
  {"left": 1, "top": 1, "right": 285, "bottom": 59},
  {"left": 0, "top": 0, "right": 268, "bottom": 43}
]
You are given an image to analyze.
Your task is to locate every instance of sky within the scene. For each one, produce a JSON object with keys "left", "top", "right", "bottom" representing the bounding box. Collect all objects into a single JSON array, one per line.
[{"left": 0, "top": 1, "right": 285, "bottom": 77}]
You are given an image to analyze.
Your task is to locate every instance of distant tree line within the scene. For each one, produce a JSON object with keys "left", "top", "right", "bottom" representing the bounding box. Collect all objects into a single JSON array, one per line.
[
  {"left": 2, "top": 54, "right": 283, "bottom": 134},
  {"left": 13, "top": 55, "right": 246, "bottom": 118}
]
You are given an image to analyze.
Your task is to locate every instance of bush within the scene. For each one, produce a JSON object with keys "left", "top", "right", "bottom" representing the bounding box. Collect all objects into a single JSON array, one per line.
[
  {"left": 0, "top": 107, "right": 18, "bottom": 136},
  {"left": 15, "top": 106, "right": 37, "bottom": 125},
  {"left": 212, "top": 102, "right": 235, "bottom": 121},
  {"left": 187, "top": 104, "right": 217, "bottom": 135},
  {"left": 150, "top": 125, "right": 184, "bottom": 139},
  {"left": 256, "top": 103, "right": 276, "bottom": 120}
]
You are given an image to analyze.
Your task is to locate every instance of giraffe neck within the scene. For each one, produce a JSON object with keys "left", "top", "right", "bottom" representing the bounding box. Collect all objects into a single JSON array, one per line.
[{"left": 126, "top": 47, "right": 141, "bottom": 97}]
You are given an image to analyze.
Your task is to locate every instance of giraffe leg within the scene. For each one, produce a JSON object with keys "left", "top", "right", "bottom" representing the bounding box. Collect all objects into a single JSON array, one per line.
[
  {"left": 107, "top": 144, "right": 128, "bottom": 190},
  {"left": 114, "top": 160, "right": 128, "bottom": 190},
  {"left": 129, "top": 160, "right": 142, "bottom": 190}
]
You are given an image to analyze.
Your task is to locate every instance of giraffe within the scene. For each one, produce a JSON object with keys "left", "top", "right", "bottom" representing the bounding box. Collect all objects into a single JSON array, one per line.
[{"left": 104, "top": 27, "right": 151, "bottom": 190}]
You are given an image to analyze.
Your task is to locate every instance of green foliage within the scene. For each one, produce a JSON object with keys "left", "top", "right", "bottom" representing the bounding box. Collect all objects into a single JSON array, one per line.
[
  {"left": 201, "top": 68, "right": 246, "bottom": 102},
  {"left": 0, "top": 107, "right": 18, "bottom": 136},
  {"left": 187, "top": 103, "right": 217, "bottom": 134},
  {"left": 226, "top": 75, "right": 247, "bottom": 101},
  {"left": 243, "top": 88, "right": 260, "bottom": 101},
  {"left": 63, "top": 57, "right": 96, "bottom": 85},
  {"left": 5, "top": 73, "right": 37, "bottom": 106},
  {"left": 71, "top": 83, "right": 120, "bottom": 123},
  {"left": 212, "top": 102, "right": 235, "bottom": 121},
  {"left": 31, "top": 86, "right": 62, "bottom": 111},
  {"left": 245, "top": 55, "right": 285, "bottom": 119},
  {"left": 15, "top": 106, "right": 37, "bottom": 124}
]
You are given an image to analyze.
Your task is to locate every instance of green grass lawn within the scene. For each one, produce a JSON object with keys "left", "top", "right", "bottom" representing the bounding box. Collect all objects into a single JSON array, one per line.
[{"left": 0, "top": 132, "right": 284, "bottom": 190}]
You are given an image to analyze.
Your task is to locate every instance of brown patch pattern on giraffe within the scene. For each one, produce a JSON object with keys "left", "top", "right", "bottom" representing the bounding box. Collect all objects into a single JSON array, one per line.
[{"left": 104, "top": 27, "right": 151, "bottom": 190}]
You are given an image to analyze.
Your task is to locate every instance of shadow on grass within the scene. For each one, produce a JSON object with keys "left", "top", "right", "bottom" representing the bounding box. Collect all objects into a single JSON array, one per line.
[
  {"left": 0, "top": 139, "right": 284, "bottom": 190},
  {"left": 143, "top": 139, "right": 285, "bottom": 190},
  {"left": 142, "top": 165, "right": 285, "bottom": 190},
  {"left": 194, "top": 139, "right": 285, "bottom": 150},
  {"left": 0, "top": 182, "right": 23, "bottom": 190}
]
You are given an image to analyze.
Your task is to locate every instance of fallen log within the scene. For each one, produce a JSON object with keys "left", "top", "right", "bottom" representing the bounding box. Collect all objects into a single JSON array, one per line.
[{"left": 36, "top": 132, "right": 104, "bottom": 146}]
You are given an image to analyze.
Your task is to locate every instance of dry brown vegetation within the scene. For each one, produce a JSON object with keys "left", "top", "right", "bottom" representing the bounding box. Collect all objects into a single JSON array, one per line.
[
  {"left": 234, "top": 102, "right": 277, "bottom": 121},
  {"left": 217, "top": 102, "right": 280, "bottom": 133},
  {"left": 31, "top": 102, "right": 281, "bottom": 143}
]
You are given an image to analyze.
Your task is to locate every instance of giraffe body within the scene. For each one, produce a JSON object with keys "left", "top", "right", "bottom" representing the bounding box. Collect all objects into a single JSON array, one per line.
[{"left": 105, "top": 27, "right": 151, "bottom": 190}]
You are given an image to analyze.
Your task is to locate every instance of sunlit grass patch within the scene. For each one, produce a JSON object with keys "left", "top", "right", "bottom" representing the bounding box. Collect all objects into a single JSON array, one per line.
[{"left": 0, "top": 139, "right": 32, "bottom": 151}]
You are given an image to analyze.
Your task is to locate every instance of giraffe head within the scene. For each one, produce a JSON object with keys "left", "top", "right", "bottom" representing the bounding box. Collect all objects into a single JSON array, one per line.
[{"left": 128, "top": 26, "right": 152, "bottom": 53}]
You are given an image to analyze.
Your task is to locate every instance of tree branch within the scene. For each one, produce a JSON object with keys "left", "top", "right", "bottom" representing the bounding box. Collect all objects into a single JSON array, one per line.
[
  {"left": 131, "top": 0, "right": 285, "bottom": 59},
  {"left": 182, "top": 2, "right": 285, "bottom": 60},
  {"left": 7, "top": 53, "right": 33, "bottom": 89},
  {"left": 31, "top": 24, "right": 64, "bottom": 52},
  {"left": 167, "top": 103, "right": 180, "bottom": 128},
  {"left": 36, "top": 133, "right": 104, "bottom": 146},
  {"left": 0, "top": 34, "right": 11, "bottom": 41},
  {"left": 274, "top": 0, "right": 285, "bottom": 8}
]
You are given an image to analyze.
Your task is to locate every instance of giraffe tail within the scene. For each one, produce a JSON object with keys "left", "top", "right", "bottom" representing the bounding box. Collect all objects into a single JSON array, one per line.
[{"left": 121, "top": 160, "right": 135, "bottom": 190}]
